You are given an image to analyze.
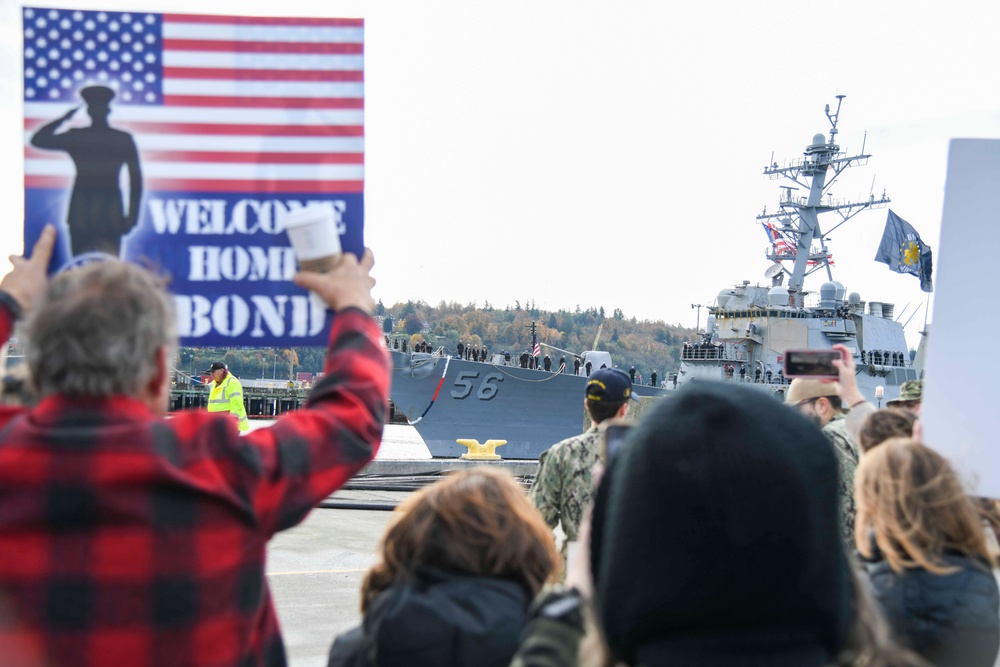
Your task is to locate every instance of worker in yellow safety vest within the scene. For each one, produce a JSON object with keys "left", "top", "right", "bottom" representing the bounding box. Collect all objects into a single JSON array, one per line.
[{"left": 205, "top": 362, "right": 249, "bottom": 432}]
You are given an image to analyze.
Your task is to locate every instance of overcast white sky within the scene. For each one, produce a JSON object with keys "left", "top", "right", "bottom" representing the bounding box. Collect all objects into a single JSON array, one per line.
[{"left": 3, "top": 0, "right": 999, "bottom": 349}]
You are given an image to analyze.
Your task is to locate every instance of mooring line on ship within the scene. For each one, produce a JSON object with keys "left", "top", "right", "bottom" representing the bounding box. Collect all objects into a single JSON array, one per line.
[
  {"left": 487, "top": 364, "right": 565, "bottom": 383},
  {"left": 407, "top": 356, "right": 451, "bottom": 426},
  {"left": 395, "top": 354, "right": 564, "bottom": 383}
]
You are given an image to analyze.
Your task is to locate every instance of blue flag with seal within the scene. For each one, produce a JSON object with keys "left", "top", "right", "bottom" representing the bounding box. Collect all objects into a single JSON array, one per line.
[{"left": 875, "top": 210, "right": 933, "bottom": 293}]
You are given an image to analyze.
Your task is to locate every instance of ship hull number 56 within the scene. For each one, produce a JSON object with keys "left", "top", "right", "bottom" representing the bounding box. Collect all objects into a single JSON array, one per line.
[{"left": 450, "top": 371, "right": 503, "bottom": 400}]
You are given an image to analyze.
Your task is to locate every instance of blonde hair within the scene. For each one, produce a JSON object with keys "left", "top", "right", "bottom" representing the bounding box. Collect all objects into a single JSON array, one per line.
[{"left": 855, "top": 438, "right": 995, "bottom": 574}]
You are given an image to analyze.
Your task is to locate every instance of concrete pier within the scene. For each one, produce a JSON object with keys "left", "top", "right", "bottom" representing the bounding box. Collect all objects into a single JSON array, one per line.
[{"left": 267, "top": 502, "right": 396, "bottom": 667}]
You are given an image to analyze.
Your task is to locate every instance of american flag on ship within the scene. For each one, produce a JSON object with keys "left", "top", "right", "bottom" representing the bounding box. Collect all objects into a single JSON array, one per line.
[
  {"left": 762, "top": 222, "right": 835, "bottom": 267},
  {"left": 762, "top": 221, "right": 795, "bottom": 257},
  {"left": 532, "top": 336, "right": 540, "bottom": 358},
  {"left": 23, "top": 7, "right": 364, "bottom": 194}
]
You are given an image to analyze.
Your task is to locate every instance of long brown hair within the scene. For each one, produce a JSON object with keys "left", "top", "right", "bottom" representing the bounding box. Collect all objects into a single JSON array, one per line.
[
  {"left": 855, "top": 438, "right": 995, "bottom": 574},
  {"left": 858, "top": 408, "right": 917, "bottom": 453},
  {"left": 360, "top": 468, "right": 559, "bottom": 612}
]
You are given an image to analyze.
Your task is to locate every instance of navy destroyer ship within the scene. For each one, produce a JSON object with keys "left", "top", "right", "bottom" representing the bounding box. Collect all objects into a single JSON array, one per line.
[
  {"left": 677, "top": 95, "right": 919, "bottom": 399},
  {"left": 389, "top": 95, "right": 919, "bottom": 458},
  {"left": 387, "top": 332, "right": 671, "bottom": 459}
]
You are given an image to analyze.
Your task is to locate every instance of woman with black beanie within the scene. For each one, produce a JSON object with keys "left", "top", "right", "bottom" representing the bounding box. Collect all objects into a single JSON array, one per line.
[{"left": 511, "top": 383, "right": 924, "bottom": 667}]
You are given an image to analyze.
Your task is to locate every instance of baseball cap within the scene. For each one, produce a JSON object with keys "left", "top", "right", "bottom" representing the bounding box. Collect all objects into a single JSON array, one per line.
[
  {"left": 586, "top": 368, "right": 638, "bottom": 402},
  {"left": 785, "top": 378, "right": 838, "bottom": 405},
  {"left": 204, "top": 362, "right": 226, "bottom": 373}
]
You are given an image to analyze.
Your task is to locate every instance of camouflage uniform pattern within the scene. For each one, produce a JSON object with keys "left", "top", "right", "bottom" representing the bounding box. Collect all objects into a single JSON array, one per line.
[
  {"left": 529, "top": 428, "right": 603, "bottom": 546},
  {"left": 823, "top": 413, "right": 860, "bottom": 549},
  {"left": 886, "top": 379, "right": 923, "bottom": 406}
]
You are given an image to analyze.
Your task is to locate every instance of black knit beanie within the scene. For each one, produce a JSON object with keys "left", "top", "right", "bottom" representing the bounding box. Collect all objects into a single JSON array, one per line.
[{"left": 590, "top": 382, "right": 851, "bottom": 666}]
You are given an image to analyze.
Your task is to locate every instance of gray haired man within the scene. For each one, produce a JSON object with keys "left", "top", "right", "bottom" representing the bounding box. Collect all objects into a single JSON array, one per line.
[{"left": 0, "top": 226, "right": 389, "bottom": 666}]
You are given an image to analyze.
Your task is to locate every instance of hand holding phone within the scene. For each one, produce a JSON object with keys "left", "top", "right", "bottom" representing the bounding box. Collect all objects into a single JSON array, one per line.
[
  {"left": 602, "top": 423, "right": 631, "bottom": 462},
  {"left": 783, "top": 349, "right": 845, "bottom": 380}
]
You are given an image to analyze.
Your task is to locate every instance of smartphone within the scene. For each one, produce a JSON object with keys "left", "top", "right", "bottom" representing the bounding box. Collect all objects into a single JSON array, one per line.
[
  {"left": 783, "top": 349, "right": 843, "bottom": 379},
  {"left": 603, "top": 423, "right": 631, "bottom": 462}
]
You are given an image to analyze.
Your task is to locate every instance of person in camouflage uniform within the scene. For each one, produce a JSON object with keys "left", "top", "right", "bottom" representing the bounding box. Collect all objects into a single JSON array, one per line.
[
  {"left": 787, "top": 378, "right": 861, "bottom": 550},
  {"left": 885, "top": 379, "right": 923, "bottom": 414},
  {"left": 529, "top": 368, "right": 636, "bottom": 556},
  {"left": 821, "top": 343, "right": 921, "bottom": 447}
]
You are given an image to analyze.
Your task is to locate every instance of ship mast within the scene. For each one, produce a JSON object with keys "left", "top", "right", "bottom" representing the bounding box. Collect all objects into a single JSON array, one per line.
[{"left": 757, "top": 95, "right": 890, "bottom": 308}]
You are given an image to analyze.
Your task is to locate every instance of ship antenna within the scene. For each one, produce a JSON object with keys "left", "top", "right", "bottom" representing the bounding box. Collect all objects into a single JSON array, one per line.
[
  {"left": 894, "top": 301, "right": 911, "bottom": 323},
  {"left": 523, "top": 320, "right": 540, "bottom": 357},
  {"left": 902, "top": 303, "right": 924, "bottom": 330},
  {"left": 756, "top": 94, "right": 888, "bottom": 308},
  {"left": 825, "top": 94, "right": 845, "bottom": 141}
]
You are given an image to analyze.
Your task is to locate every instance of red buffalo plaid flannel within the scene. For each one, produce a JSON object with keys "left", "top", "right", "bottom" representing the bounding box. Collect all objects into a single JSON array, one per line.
[{"left": 0, "top": 302, "right": 388, "bottom": 667}]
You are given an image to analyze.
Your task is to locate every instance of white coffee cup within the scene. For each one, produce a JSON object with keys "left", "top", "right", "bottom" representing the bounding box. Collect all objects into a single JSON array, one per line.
[{"left": 283, "top": 205, "right": 342, "bottom": 273}]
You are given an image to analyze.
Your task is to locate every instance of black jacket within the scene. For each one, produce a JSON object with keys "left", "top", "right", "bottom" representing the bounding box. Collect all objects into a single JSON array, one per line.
[
  {"left": 863, "top": 552, "right": 1000, "bottom": 666},
  {"left": 327, "top": 567, "right": 529, "bottom": 667}
]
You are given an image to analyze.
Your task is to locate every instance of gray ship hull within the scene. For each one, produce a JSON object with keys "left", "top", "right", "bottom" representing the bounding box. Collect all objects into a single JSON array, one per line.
[{"left": 389, "top": 351, "right": 669, "bottom": 459}]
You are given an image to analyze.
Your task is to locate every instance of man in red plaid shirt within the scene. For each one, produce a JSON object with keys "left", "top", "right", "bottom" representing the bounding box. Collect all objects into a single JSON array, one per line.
[{"left": 0, "top": 226, "right": 389, "bottom": 667}]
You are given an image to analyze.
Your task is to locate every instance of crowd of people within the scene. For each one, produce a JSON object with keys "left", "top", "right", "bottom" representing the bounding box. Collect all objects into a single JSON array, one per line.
[{"left": 0, "top": 228, "right": 994, "bottom": 666}]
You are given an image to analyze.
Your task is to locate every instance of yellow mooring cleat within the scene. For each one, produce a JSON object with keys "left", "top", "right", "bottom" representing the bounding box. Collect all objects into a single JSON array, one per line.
[{"left": 456, "top": 439, "right": 508, "bottom": 460}]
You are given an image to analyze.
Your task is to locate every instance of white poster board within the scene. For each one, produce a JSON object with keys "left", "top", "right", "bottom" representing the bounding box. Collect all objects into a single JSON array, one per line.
[{"left": 923, "top": 139, "right": 1000, "bottom": 497}]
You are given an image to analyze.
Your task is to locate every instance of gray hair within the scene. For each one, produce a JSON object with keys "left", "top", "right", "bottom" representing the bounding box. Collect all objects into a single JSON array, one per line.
[{"left": 25, "top": 260, "right": 177, "bottom": 398}]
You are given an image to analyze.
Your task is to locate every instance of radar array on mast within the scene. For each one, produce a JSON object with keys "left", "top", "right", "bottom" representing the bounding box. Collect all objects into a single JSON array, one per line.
[{"left": 755, "top": 95, "right": 890, "bottom": 306}]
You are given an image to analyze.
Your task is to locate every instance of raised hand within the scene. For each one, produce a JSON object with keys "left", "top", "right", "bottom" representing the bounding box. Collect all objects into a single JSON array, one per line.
[{"left": 1, "top": 225, "right": 57, "bottom": 315}]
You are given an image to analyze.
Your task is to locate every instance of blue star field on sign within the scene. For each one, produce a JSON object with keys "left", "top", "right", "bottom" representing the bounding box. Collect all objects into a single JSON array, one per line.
[{"left": 22, "top": 7, "right": 164, "bottom": 105}]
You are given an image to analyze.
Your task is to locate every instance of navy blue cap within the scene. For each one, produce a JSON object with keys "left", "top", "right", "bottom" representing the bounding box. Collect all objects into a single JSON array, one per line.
[
  {"left": 586, "top": 368, "right": 638, "bottom": 402},
  {"left": 204, "top": 362, "right": 226, "bottom": 373}
]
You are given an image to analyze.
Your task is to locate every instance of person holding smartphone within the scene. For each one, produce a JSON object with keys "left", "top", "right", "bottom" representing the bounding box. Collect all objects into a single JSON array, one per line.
[
  {"left": 528, "top": 368, "right": 638, "bottom": 564},
  {"left": 786, "top": 375, "right": 861, "bottom": 549}
]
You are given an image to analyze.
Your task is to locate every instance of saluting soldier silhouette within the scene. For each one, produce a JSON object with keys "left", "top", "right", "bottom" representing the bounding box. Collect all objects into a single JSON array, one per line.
[{"left": 30, "top": 85, "right": 142, "bottom": 257}]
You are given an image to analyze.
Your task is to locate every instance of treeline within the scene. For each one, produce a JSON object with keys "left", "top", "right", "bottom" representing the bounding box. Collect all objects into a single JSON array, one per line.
[
  {"left": 175, "top": 347, "right": 327, "bottom": 382},
  {"left": 379, "top": 299, "right": 697, "bottom": 381},
  {"left": 176, "top": 300, "right": 697, "bottom": 382}
]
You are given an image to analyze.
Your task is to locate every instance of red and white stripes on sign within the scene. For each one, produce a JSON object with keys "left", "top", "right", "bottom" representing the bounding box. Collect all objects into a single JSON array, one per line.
[{"left": 24, "top": 14, "right": 364, "bottom": 194}]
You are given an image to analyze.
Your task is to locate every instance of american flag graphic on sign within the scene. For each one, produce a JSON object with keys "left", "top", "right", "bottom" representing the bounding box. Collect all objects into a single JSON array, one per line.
[
  {"left": 22, "top": 7, "right": 365, "bottom": 346},
  {"left": 23, "top": 8, "right": 364, "bottom": 192}
]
